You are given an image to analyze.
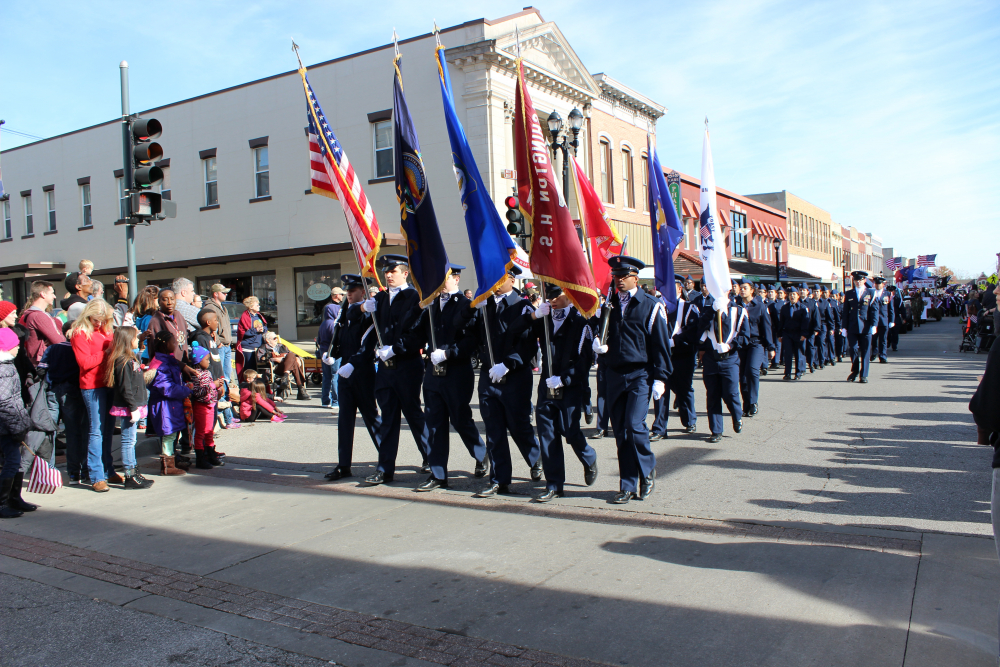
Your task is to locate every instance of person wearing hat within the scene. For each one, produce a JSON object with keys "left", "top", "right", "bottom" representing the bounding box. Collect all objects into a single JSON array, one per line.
[
  {"left": 463, "top": 265, "right": 542, "bottom": 497},
  {"left": 690, "top": 280, "right": 713, "bottom": 369},
  {"left": 408, "top": 265, "right": 487, "bottom": 492},
  {"left": 202, "top": 283, "right": 234, "bottom": 378},
  {"left": 510, "top": 282, "right": 598, "bottom": 501},
  {"left": 736, "top": 278, "right": 774, "bottom": 417},
  {"left": 887, "top": 285, "right": 904, "bottom": 352},
  {"left": 766, "top": 285, "right": 784, "bottom": 370},
  {"left": 683, "top": 276, "right": 697, "bottom": 301},
  {"left": 325, "top": 274, "right": 382, "bottom": 481},
  {"left": 0, "top": 327, "right": 31, "bottom": 518},
  {"left": 824, "top": 288, "right": 841, "bottom": 365},
  {"left": 589, "top": 298, "right": 611, "bottom": 440},
  {"left": 317, "top": 286, "right": 345, "bottom": 410},
  {"left": 592, "top": 256, "right": 671, "bottom": 504},
  {"left": 833, "top": 290, "right": 847, "bottom": 361},
  {"left": 650, "top": 274, "right": 700, "bottom": 439},
  {"left": 842, "top": 270, "right": 878, "bottom": 383},
  {"left": 696, "top": 279, "right": 748, "bottom": 443},
  {"left": 797, "top": 284, "right": 820, "bottom": 373},
  {"left": 869, "top": 276, "right": 894, "bottom": 364},
  {"left": 777, "top": 284, "right": 809, "bottom": 380},
  {"left": 361, "top": 254, "right": 431, "bottom": 485},
  {"left": 814, "top": 286, "right": 835, "bottom": 369}
]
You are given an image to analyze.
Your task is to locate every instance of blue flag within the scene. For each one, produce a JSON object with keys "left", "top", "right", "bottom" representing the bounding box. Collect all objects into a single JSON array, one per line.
[
  {"left": 648, "top": 136, "right": 685, "bottom": 314},
  {"left": 393, "top": 55, "right": 450, "bottom": 307},
  {"left": 436, "top": 44, "right": 516, "bottom": 307}
]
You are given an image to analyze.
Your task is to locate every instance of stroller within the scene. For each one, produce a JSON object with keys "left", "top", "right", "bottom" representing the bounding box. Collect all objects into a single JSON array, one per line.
[
  {"left": 978, "top": 314, "right": 995, "bottom": 353},
  {"left": 960, "top": 315, "right": 978, "bottom": 352}
]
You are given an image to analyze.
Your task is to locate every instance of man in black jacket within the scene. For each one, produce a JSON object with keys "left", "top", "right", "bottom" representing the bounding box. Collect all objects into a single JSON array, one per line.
[
  {"left": 737, "top": 279, "right": 773, "bottom": 417},
  {"left": 325, "top": 274, "right": 381, "bottom": 481},
  {"left": 511, "top": 283, "right": 598, "bottom": 502},
  {"left": 778, "top": 288, "right": 810, "bottom": 380},
  {"left": 362, "top": 256, "right": 431, "bottom": 485},
  {"left": 411, "top": 265, "right": 487, "bottom": 492}
]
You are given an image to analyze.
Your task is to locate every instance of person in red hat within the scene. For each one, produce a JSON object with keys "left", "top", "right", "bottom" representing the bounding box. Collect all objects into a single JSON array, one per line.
[{"left": 0, "top": 301, "right": 16, "bottom": 328}]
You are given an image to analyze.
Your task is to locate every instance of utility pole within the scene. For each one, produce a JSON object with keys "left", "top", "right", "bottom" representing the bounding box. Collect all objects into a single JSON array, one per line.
[{"left": 120, "top": 61, "right": 137, "bottom": 304}]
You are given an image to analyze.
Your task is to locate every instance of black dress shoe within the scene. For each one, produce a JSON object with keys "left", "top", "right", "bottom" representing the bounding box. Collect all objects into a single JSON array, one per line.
[
  {"left": 474, "top": 458, "right": 489, "bottom": 478},
  {"left": 684, "top": 424, "right": 697, "bottom": 433},
  {"left": 783, "top": 375, "right": 792, "bottom": 381},
  {"left": 733, "top": 419, "right": 743, "bottom": 433},
  {"left": 879, "top": 358, "right": 887, "bottom": 363},
  {"left": 639, "top": 473, "right": 655, "bottom": 500},
  {"left": 584, "top": 407, "right": 594, "bottom": 425},
  {"left": 707, "top": 433, "right": 722, "bottom": 443},
  {"left": 416, "top": 476, "right": 447, "bottom": 492},
  {"left": 324, "top": 467, "right": 353, "bottom": 481},
  {"left": 584, "top": 462, "right": 599, "bottom": 486},
  {"left": 829, "top": 360, "right": 836, "bottom": 366},
  {"left": 859, "top": 377, "right": 869, "bottom": 383},
  {"left": 364, "top": 471, "right": 393, "bottom": 485},
  {"left": 535, "top": 489, "right": 563, "bottom": 502},
  {"left": 530, "top": 460, "right": 543, "bottom": 481},
  {"left": 648, "top": 433, "right": 665, "bottom": 442},
  {"left": 419, "top": 460, "right": 431, "bottom": 474},
  {"left": 847, "top": 372, "right": 857, "bottom": 382},
  {"left": 746, "top": 403, "right": 758, "bottom": 417},
  {"left": 795, "top": 374, "right": 804, "bottom": 380},
  {"left": 588, "top": 430, "right": 606, "bottom": 439},
  {"left": 475, "top": 483, "right": 510, "bottom": 498},
  {"left": 760, "top": 368, "right": 768, "bottom": 376},
  {"left": 611, "top": 491, "right": 635, "bottom": 504},
  {"left": 808, "top": 367, "right": 814, "bottom": 373}
]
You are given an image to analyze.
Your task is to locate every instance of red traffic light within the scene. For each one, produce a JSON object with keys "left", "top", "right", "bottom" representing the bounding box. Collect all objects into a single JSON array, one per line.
[{"left": 504, "top": 195, "right": 518, "bottom": 209}]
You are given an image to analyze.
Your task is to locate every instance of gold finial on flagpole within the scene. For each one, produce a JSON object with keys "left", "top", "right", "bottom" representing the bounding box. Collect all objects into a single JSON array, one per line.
[
  {"left": 392, "top": 28, "right": 400, "bottom": 58},
  {"left": 291, "top": 39, "right": 304, "bottom": 70},
  {"left": 433, "top": 20, "right": 442, "bottom": 47}
]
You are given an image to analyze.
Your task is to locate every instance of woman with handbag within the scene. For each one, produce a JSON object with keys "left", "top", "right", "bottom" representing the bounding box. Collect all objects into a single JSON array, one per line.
[{"left": 0, "top": 328, "right": 32, "bottom": 518}]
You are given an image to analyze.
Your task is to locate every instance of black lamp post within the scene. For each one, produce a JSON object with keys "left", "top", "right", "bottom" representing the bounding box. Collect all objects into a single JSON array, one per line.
[
  {"left": 841, "top": 257, "right": 848, "bottom": 290},
  {"left": 772, "top": 238, "right": 782, "bottom": 285},
  {"left": 548, "top": 108, "right": 585, "bottom": 242}
]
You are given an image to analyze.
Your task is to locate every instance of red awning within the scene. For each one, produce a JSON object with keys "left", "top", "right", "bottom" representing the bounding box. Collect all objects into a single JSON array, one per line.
[
  {"left": 718, "top": 209, "right": 730, "bottom": 227},
  {"left": 682, "top": 198, "right": 697, "bottom": 218}
]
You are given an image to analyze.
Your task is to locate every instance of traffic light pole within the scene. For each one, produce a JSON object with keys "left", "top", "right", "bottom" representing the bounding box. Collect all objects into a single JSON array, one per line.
[{"left": 120, "top": 61, "right": 137, "bottom": 304}]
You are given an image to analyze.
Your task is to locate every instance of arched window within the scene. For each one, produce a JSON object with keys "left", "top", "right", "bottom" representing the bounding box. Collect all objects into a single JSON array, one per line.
[
  {"left": 599, "top": 139, "right": 613, "bottom": 204},
  {"left": 621, "top": 148, "right": 634, "bottom": 209},
  {"left": 640, "top": 155, "right": 649, "bottom": 212}
]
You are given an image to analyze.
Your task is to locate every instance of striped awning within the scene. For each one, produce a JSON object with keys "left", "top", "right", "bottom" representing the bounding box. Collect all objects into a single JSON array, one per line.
[{"left": 751, "top": 219, "right": 786, "bottom": 240}]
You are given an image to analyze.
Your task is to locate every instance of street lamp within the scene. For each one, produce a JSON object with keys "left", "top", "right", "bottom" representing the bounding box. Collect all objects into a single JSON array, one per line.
[
  {"left": 548, "top": 108, "right": 585, "bottom": 242},
  {"left": 773, "top": 238, "right": 782, "bottom": 285},
  {"left": 841, "top": 257, "right": 848, "bottom": 290}
]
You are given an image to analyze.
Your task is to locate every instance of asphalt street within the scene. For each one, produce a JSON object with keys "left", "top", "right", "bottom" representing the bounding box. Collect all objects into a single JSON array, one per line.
[{"left": 0, "top": 317, "right": 994, "bottom": 667}]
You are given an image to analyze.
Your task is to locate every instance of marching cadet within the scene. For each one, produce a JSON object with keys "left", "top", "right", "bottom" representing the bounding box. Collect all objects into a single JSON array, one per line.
[
  {"left": 737, "top": 279, "right": 774, "bottom": 417},
  {"left": 464, "top": 266, "right": 542, "bottom": 497},
  {"left": 589, "top": 301, "right": 611, "bottom": 440},
  {"left": 842, "top": 270, "right": 878, "bottom": 383},
  {"left": 511, "top": 283, "right": 599, "bottom": 502},
  {"left": 813, "top": 286, "right": 832, "bottom": 369},
  {"left": 798, "top": 284, "right": 821, "bottom": 372},
  {"left": 592, "top": 257, "right": 671, "bottom": 504},
  {"left": 411, "top": 264, "right": 487, "bottom": 492},
  {"left": 324, "top": 274, "right": 381, "bottom": 481},
  {"left": 778, "top": 286, "right": 809, "bottom": 380},
  {"left": 767, "top": 285, "right": 784, "bottom": 370},
  {"left": 362, "top": 255, "right": 431, "bottom": 485},
  {"left": 650, "top": 275, "right": 700, "bottom": 439},
  {"left": 834, "top": 290, "right": 847, "bottom": 361},
  {"left": 691, "top": 280, "right": 714, "bottom": 369},
  {"left": 869, "top": 276, "right": 894, "bottom": 364},
  {"left": 887, "top": 285, "right": 904, "bottom": 352},
  {"left": 698, "top": 287, "right": 749, "bottom": 443},
  {"left": 823, "top": 288, "right": 841, "bottom": 366}
]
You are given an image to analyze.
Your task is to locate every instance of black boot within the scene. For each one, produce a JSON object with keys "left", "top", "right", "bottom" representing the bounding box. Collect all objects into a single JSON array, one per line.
[
  {"left": 8, "top": 473, "right": 38, "bottom": 512},
  {"left": 205, "top": 446, "right": 225, "bottom": 467},
  {"left": 123, "top": 467, "right": 154, "bottom": 490},
  {"left": 0, "top": 478, "right": 24, "bottom": 519},
  {"left": 195, "top": 450, "right": 214, "bottom": 469},
  {"left": 296, "top": 385, "right": 310, "bottom": 400}
]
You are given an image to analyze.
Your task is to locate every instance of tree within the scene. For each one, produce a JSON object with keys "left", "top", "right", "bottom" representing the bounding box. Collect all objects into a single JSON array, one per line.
[{"left": 933, "top": 265, "right": 955, "bottom": 280}]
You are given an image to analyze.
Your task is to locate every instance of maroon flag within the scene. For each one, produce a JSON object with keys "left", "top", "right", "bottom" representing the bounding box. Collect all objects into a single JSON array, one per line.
[{"left": 513, "top": 59, "right": 598, "bottom": 317}]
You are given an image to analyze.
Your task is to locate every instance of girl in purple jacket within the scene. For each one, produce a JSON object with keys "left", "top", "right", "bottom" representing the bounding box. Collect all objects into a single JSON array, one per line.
[{"left": 147, "top": 331, "right": 191, "bottom": 476}]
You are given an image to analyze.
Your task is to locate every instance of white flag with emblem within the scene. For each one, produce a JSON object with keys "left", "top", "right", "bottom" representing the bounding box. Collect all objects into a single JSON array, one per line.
[{"left": 698, "top": 127, "right": 732, "bottom": 310}]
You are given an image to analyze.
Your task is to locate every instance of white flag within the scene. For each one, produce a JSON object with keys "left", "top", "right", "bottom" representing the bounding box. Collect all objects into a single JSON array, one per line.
[{"left": 698, "top": 128, "right": 731, "bottom": 309}]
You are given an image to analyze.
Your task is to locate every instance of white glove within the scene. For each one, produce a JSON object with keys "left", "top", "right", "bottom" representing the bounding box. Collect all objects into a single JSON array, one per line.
[
  {"left": 594, "top": 306, "right": 601, "bottom": 319},
  {"left": 488, "top": 363, "right": 509, "bottom": 383},
  {"left": 870, "top": 325, "right": 877, "bottom": 335},
  {"left": 377, "top": 345, "right": 396, "bottom": 361},
  {"left": 130, "top": 409, "right": 142, "bottom": 424},
  {"left": 890, "top": 322, "right": 895, "bottom": 328},
  {"left": 534, "top": 302, "right": 551, "bottom": 318},
  {"left": 712, "top": 299, "right": 725, "bottom": 312},
  {"left": 651, "top": 380, "right": 666, "bottom": 401},
  {"left": 592, "top": 338, "right": 608, "bottom": 355},
  {"left": 474, "top": 299, "right": 487, "bottom": 310},
  {"left": 338, "top": 363, "right": 354, "bottom": 378},
  {"left": 841, "top": 328, "right": 848, "bottom": 337},
  {"left": 545, "top": 376, "right": 563, "bottom": 389},
  {"left": 430, "top": 349, "right": 447, "bottom": 365},
  {"left": 321, "top": 352, "right": 336, "bottom": 366},
  {"left": 362, "top": 298, "right": 377, "bottom": 313},
  {"left": 716, "top": 342, "right": 731, "bottom": 354}
]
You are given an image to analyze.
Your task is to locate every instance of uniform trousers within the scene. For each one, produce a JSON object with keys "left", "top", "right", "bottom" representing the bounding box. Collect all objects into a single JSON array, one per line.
[
  {"left": 771, "top": 338, "right": 782, "bottom": 367},
  {"left": 803, "top": 334, "right": 816, "bottom": 368},
  {"left": 595, "top": 358, "right": 610, "bottom": 431},
  {"left": 336, "top": 375, "right": 381, "bottom": 469},
  {"left": 823, "top": 330, "right": 836, "bottom": 363},
  {"left": 424, "top": 362, "right": 486, "bottom": 481},
  {"left": 847, "top": 332, "right": 872, "bottom": 378},
  {"left": 478, "top": 367, "right": 539, "bottom": 486},
  {"left": 374, "top": 357, "right": 430, "bottom": 476},
  {"left": 703, "top": 354, "right": 742, "bottom": 435},
  {"left": 836, "top": 330, "right": 847, "bottom": 358},
  {"left": 607, "top": 367, "right": 656, "bottom": 493},
  {"left": 871, "top": 324, "right": 889, "bottom": 361},
  {"left": 887, "top": 325, "right": 899, "bottom": 352},
  {"left": 651, "top": 352, "right": 696, "bottom": 434},
  {"left": 738, "top": 342, "right": 765, "bottom": 407},
  {"left": 534, "top": 385, "right": 597, "bottom": 492},
  {"left": 782, "top": 336, "right": 806, "bottom": 377}
]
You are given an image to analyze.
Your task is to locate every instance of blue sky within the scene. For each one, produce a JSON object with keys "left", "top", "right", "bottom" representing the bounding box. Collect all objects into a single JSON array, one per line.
[{"left": 3, "top": 0, "right": 998, "bottom": 275}]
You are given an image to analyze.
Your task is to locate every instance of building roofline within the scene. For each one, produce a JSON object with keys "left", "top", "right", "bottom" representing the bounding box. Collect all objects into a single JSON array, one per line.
[
  {"left": 670, "top": 170, "right": 788, "bottom": 219},
  {"left": 591, "top": 73, "right": 666, "bottom": 118}
]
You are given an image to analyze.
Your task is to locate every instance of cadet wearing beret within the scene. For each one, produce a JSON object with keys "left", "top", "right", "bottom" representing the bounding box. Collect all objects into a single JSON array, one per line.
[
  {"left": 362, "top": 255, "right": 432, "bottom": 485},
  {"left": 650, "top": 274, "right": 700, "bottom": 439},
  {"left": 841, "top": 270, "right": 878, "bottom": 383},
  {"left": 868, "top": 276, "right": 894, "bottom": 364},
  {"left": 736, "top": 278, "right": 774, "bottom": 417},
  {"left": 593, "top": 257, "right": 671, "bottom": 504}
]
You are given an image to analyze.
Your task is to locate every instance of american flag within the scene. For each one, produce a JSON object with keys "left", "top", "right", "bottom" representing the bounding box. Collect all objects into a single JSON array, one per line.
[
  {"left": 970, "top": 314, "right": 978, "bottom": 324},
  {"left": 886, "top": 257, "right": 902, "bottom": 271},
  {"left": 700, "top": 223, "right": 712, "bottom": 241},
  {"left": 917, "top": 254, "right": 937, "bottom": 267},
  {"left": 299, "top": 65, "right": 382, "bottom": 285}
]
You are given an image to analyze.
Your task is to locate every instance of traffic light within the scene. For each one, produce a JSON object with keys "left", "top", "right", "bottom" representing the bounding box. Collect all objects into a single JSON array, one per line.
[
  {"left": 124, "top": 116, "right": 175, "bottom": 221},
  {"left": 505, "top": 195, "right": 524, "bottom": 236}
]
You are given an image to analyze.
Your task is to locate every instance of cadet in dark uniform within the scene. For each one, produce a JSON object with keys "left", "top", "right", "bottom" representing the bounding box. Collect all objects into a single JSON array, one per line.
[
  {"left": 771, "top": 286, "right": 786, "bottom": 369},
  {"left": 842, "top": 270, "right": 878, "bottom": 383},
  {"left": 823, "top": 288, "right": 840, "bottom": 366},
  {"left": 589, "top": 311, "right": 611, "bottom": 439},
  {"left": 465, "top": 266, "right": 542, "bottom": 497},
  {"left": 592, "top": 257, "right": 671, "bottom": 504},
  {"left": 814, "top": 286, "right": 832, "bottom": 369},
  {"left": 683, "top": 276, "right": 697, "bottom": 302},
  {"left": 362, "top": 255, "right": 431, "bottom": 485},
  {"left": 411, "top": 265, "right": 487, "bottom": 492},
  {"left": 511, "top": 283, "right": 599, "bottom": 502},
  {"left": 799, "top": 284, "right": 821, "bottom": 372},
  {"left": 325, "top": 274, "right": 381, "bottom": 481},
  {"left": 887, "top": 285, "right": 903, "bottom": 352},
  {"left": 691, "top": 281, "right": 714, "bottom": 369},
  {"left": 737, "top": 279, "right": 773, "bottom": 417},
  {"left": 778, "top": 287, "right": 809, "bottom": 380},
  {"left": 650, "top": 275, "right": 700, "bottom": 438},
  {"left": 698, "top": 289, "right": 749, "bottom": 442},
  {"left": 833, "top": 290, "right": 847, "bottom": 361},
  {"left": 869, "top": 276, "right": 893, "bottom": 363}
]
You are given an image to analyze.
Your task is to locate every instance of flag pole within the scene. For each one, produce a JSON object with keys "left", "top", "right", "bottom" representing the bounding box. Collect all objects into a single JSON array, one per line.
[
  {"left": 704, "top": 116, "right": 723, "bottom": 344},
  {"left": 599, "top": 234, "right": 629, "bottom": 345},
  {"left": 537, "top": 279, "right": 560, "bottom": 398}
]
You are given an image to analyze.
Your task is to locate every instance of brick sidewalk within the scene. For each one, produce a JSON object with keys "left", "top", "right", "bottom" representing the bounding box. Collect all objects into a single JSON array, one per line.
[{"left": 0, "top": 530, "right": 608, "bottom": 667}]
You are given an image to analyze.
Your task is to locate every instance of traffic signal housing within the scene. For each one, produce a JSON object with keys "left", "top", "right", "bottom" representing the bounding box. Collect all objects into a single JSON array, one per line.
[
  {"left": 505, "top": 195, "right": 524, "bottom": 236},
  {"left": 124, "top": 116, "right": 175, "bottom": 221}
]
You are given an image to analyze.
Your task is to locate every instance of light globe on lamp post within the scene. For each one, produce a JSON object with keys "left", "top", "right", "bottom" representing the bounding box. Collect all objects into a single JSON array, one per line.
[{"left": 548, "top": 108, "right": 585, "bottom": 243}]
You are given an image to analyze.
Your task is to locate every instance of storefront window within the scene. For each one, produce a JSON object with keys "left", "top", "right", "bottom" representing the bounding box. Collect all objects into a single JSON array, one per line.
[
  {"left": 295, "top": 266, "right": 341, "bottom": 328},
  {"left": 197, "top": 272, "right": 278, "bottom": 330}
]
